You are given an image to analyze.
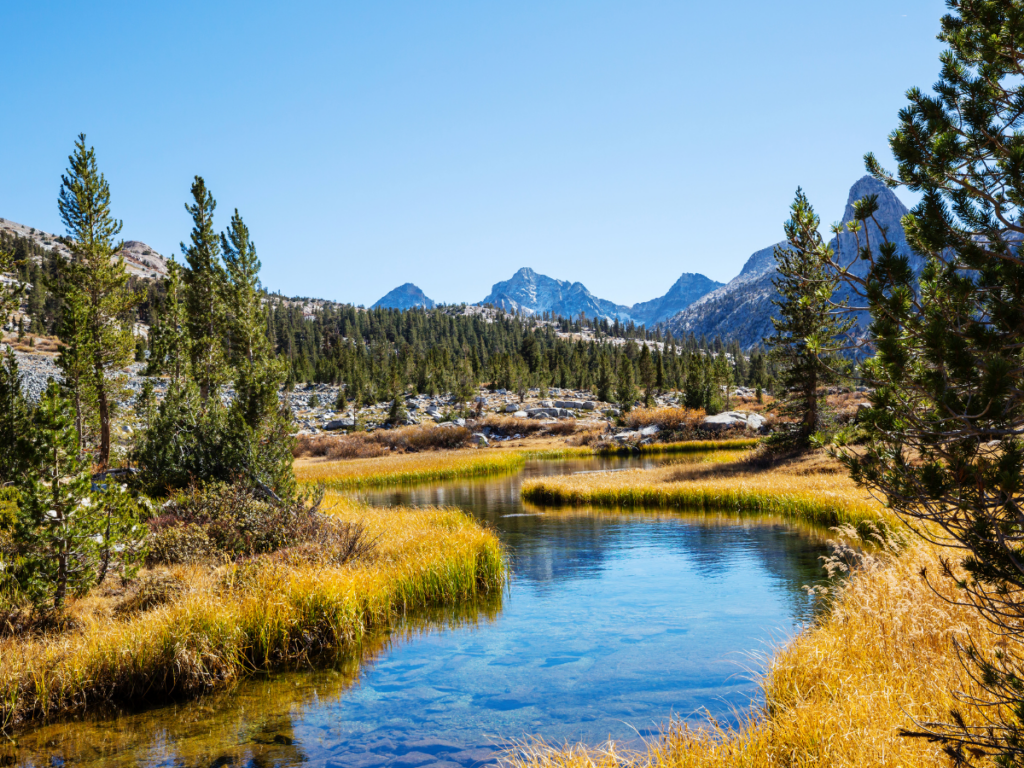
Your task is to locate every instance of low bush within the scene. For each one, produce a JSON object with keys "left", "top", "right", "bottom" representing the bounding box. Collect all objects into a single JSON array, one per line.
[
  {"left": 294, "top": 424, "right": 473, "bottom": 460},
  {"left": 146, "top": 482, "right": 333, "bottom": 564},
  {"left": 624, "top": 406, "right": 705, "bottom": 432}
]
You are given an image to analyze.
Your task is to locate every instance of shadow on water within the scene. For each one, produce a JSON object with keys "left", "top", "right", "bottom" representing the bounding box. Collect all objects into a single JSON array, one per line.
[{"left": 7, "top": 454, "right": 836, "bottom": 768}]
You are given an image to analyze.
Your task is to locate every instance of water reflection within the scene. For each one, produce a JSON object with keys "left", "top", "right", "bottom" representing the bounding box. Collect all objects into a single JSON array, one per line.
[{"left": 9, "top": 455, "right": 832, "bottom": 767}]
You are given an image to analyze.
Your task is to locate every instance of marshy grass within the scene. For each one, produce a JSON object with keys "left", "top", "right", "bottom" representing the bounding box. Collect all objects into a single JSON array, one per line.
[
  {"left": 521, "top": 452, "right": 890, "bottom": 531},
  {"left": 295, "top": 449, "right": 529, "bottom": 489},
  {"left": 508, "top": 535, "right": 993, "bottom": 768},
  {"left": 598, "top": 438, "right": 760, "bottom": 456},
  {"left": 296, "top": 441, "right": 762, "bottom": 491},
  {"left": 0, "top": 492, "right": 505, "bottom": 727}
]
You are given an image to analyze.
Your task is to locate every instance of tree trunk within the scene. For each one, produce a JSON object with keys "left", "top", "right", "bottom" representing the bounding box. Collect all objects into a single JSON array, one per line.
[{"left": 96, "top": 362, "right": 110, "bottom": 468}]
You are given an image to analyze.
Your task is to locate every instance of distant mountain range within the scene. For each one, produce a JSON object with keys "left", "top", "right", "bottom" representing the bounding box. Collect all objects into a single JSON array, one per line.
[
  {"left": 663, "top": 175, "right": 917, "bottom": 348},
  {"left": 373, "top": 268, "right": 724, "bottom": 326},
  {"left": 5, "top": 175, "right": 912, "bottom": 350}
]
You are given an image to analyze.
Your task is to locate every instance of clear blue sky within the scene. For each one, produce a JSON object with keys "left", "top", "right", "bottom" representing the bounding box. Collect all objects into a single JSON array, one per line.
[{"left": 2, "top": 0, "right": 946, "bottom": 307}]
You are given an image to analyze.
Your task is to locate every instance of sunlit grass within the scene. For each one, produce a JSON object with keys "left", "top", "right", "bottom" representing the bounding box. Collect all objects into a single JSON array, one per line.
[
  {"left": 296, "top": 449, "right": 528, "bottom": 489},
  {"left": 0, "top": 492, "right": 505, "bottom": 727},
  {"left": 296, "top": 441, "right": 761, "bottom": 490},
  {"left": 521, "top": 456, "right": 890, "bottom": 531},
  {"left": 599, "top": 438, "right": 760, "bottom": 456}
]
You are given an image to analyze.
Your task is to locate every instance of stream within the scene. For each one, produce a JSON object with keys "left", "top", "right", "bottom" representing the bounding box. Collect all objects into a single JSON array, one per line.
[{"left": 9, "top": 455, "right": 832, "bottom": 768}]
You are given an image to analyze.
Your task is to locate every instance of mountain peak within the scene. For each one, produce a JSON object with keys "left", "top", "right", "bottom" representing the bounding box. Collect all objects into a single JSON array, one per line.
[{"left": 371, "top": 283, "right": 435, "bottom": 311}]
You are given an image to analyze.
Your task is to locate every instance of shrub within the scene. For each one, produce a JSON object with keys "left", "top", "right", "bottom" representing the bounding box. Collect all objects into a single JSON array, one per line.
[
  {"left": 114, "top": 571, "right": 185, "bottom": 616},
  {"left": 624, "top": 406, "right": 705, "bottom": 432},
  {"left": 148, "top": 482, "right": 333, "bottom": 563},
  {"left": 146, "top": 522, "right": 214, "bottom": 565}
]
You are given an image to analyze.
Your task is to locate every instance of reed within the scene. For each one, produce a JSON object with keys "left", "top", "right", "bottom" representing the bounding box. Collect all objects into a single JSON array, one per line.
[
  {"left": 509, "top": 536, "right": 993, "bottom": 768},
  {"left": 0, "top": 493, "right": 505, "bottom": 727}
]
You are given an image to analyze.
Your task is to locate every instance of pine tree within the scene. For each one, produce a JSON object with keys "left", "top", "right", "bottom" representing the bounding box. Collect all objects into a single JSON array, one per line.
[
  {"left": 615, "top": 356, "right": 638, "bottom": 412},
  {"left": 0, "top": 350, "right": 31, "bottom": 483},
  {"left": 836, "top": 5, "right": 1024, "bottom": 760},
  {"left": 637, "top": 345, "right": 655, "bottom": 407},
  {"left": 765, "top": 189, "right": 852, "bottom": 448},
  {"left": 15, "top": 384, "right": 103, "bottom": 610},
  {"left": 388, "top": 390, "right": 408, "bottom": 425},
  {"left": 596, "top": 353, "right": 615, "bottom": 403},
  {"left": 181, "top": 176, "right": 229, "bottom": 402},
  {"left": 146, "top": 259, "right": 189, "bottom": 389},
  {"left": 57, "top": 134, "right": 142, "bottom": 466},
  {"left": 221, "top": 209, "right": 283, "bottom": 430}
]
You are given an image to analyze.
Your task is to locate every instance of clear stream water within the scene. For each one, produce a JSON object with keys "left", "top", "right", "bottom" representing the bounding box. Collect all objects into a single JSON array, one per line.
[{"left": 9, "top": 456, "right": 832, "bottom": 768}]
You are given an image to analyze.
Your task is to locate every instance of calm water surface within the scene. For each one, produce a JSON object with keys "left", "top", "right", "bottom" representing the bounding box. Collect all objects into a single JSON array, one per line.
[{"left": 10, "top": 456, "right": 831, "bottom": 767}]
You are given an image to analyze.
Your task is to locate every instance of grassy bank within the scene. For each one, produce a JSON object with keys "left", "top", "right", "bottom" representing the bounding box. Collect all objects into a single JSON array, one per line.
[
  {"left": 0, "top": 493, "right": 505, "bottom": 727},
  {"left": 596, "top": 438, "right": 760, "bottom": 456},
  {"left": 295, "top": 449, "right": 529, "bottom": 489},
  {"left": 296, "top": 440, "right": 759, "bottom": 491},
  {"left": 510, "top": 535, "right": 990, "bottom": 768},
  {"left": 521, "top": 452, "right": 889, "bottom": 531}
]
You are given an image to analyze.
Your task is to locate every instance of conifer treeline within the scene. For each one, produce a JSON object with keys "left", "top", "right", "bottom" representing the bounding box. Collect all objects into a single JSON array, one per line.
[
  {"left": 2, "top": 220, "right": 779, "bottom": 410},
  {"left": 261, "top": 300, "right": 776, "bottom": 410}
]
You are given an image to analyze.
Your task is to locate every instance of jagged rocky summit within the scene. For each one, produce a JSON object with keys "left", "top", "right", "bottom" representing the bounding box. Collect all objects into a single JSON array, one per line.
[
  {"left": 662, "top": 175, "right": 919, "bottom": 348},
  {"left": 480, "top": 267, "right": 721, "bottom": 326},
  {"left": 371, "top": 283, "right": 436, "bottom": 310}
]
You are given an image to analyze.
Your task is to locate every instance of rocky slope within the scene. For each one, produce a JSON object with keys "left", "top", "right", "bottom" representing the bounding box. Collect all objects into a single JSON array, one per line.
[
  {"left": 0, "top": 217, "right": 168, "bottom": 279},
  {"left": 480, "top": 267, "right": 720, "bottom": 326},
  {"left": 629, "top": 272, "right": 723, "bottom": 326},
  {"left": 371, "top": 283, "right": 435, "bottom": 310},
  {"left": 663, "top": 176, "right": 918, "bottom": 348}
]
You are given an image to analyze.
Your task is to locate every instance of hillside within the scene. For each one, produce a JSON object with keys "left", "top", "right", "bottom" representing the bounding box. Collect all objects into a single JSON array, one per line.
[{"left": 0, "top": 217, "right": 169, "bottom": 279}]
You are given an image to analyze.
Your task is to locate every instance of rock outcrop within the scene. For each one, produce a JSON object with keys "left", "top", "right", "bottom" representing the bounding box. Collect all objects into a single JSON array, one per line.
[{"left": 0, "top": 217, "right": 169, "bottom": 279}]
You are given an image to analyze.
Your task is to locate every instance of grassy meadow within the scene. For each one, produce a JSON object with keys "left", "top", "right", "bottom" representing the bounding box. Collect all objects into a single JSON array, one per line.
[
  {"left": 521, "top": 451, "right": 890, "bottom": 531},
  {"left": 0, "top": 493, "right": 505, "bottom": 727},
  {"left": 295, "top": 449, "right": 529, "bottom": 489}
]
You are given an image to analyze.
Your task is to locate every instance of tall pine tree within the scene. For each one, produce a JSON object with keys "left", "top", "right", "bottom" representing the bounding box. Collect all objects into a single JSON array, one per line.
[
  {"left": 57, "top": 134, "right": 142, "bottom": 466},
  {"left": 765, "top": 188, "right": 851, "bottom": 448}
]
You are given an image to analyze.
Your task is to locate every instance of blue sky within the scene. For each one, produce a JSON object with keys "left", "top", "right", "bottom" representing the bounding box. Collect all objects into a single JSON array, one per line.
[{"left": 2, "top": 1, "right": 946, "bottom": 307}]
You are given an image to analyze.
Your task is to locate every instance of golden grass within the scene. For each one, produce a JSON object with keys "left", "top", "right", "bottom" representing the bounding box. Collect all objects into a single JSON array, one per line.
[
  {"left": 599, "top": 438, "right": 761, "bottom": 456},
  {"left": 0, "top": 492, "right": 505, "bottom": 727},
  {"left": 295, "top": 442, "right": 763, "bottom": 491},
  {"left": 295, "top": 449, "right": 528, "bottom": 489},
  {"left": 623, "top": 406, "right": 705, "bottom": 431},
  {"left": 521, "top": 452, "right": 890, "bottom": 531},
  {"left": 509, "top": 535, "right": 990, "bottom": 768}
]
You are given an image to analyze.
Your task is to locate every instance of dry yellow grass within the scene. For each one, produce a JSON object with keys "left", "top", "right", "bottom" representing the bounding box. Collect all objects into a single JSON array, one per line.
[
  {"left": 509, "top": 536, "right": 990, "bottom": 768},
  {"left": 295, "top": 442, "right": 761, "bottom": 491},
  {"left": 295, "top": 449, "right": 528, "bottom": 489},
  {"left": 0, "top": 492, "right": 505, "bottom": 727},
  {"left": 521, "top": 452, "right": 890, "bottom": 531}
]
